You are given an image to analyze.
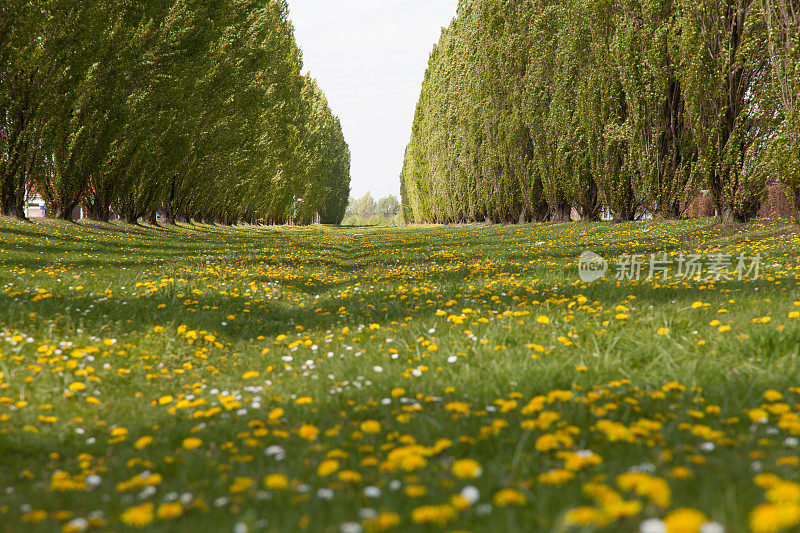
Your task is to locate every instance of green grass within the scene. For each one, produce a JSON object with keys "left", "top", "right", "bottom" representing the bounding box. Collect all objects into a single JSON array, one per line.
[{"left": 1, "top": 217, "right": 800, "bottom": 533}]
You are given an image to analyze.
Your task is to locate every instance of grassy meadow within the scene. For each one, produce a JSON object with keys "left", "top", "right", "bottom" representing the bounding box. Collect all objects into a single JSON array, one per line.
[{"left": 1, "top": 218, "right": 800, "bottom": 533}]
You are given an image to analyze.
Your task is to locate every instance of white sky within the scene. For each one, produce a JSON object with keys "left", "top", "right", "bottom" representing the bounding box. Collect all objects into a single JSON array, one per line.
[{"left": 287, "top": 0, "right": 459, "bottom": 200}]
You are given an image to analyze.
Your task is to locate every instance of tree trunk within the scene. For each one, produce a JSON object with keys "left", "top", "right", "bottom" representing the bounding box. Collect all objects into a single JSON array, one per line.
[
  {"left": 549, "top": 205, "right": 571, "bottom": 222},
  {"left": 0, "top": 173, "right": 27, "bottom": 220},
  {"left": 660, "top": 203, "right": 681, "bottom": 220},
  {"left": 1, "top": 197, "right": 27, "bottom": 220},
  {"left": 518, "top": 206, "right": 528, "bottom": 225},
  {"left": 0, "top": 179, "right": 13, "bottom": 217},
  {"left": 533, "top": 202, "right": 550, "bottom": 222},
  {"left": 87, "top": 196, "right": 110, "bottom": 222},
  {"left": 581, "top": 206, "right": 601, "bottom": 222},
  {"left": 718, "top": 205, "right": 734, "bottom": 224},
  {"left": 56, "top": 203, "right": 76, "bottom": 221},
  {"left": 794, "top": 191, "right": 800, "bottom": 224}
]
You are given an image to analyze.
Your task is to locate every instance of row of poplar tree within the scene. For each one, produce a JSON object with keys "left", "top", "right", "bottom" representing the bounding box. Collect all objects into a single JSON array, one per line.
[
  {"left": 1, "top": 0, "right": 350, "bottom": 225},
  {"left": 401, "top": 0, "right": 799, "bottom": 224}
]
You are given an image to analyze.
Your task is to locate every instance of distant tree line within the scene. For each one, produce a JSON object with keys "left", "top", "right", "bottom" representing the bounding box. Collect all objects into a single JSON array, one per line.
[
  {"left": 343, "top": 193, "right": 402, "bottom": 225},
  {"left": 1, "top": 0, "right": 350, "bottom": 225},
  {"left": 401, "top": 0, "right": 799, "bottom": 224}
]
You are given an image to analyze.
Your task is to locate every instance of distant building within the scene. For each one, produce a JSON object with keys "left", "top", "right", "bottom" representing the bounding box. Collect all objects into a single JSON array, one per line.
[
  {"left": 23, "top": 194, "right": 87, "bottom": 220},
  {"left": 25, "top": 194, "right": 46, "bottom": 219}
]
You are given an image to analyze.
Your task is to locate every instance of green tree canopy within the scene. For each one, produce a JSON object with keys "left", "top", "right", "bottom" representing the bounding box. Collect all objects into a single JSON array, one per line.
[
  {"left": 1, "top": 0, "right": 351, "bottom": 225},
  {"left": 401, "top": 0, "right": 796, "bottom": 223}
]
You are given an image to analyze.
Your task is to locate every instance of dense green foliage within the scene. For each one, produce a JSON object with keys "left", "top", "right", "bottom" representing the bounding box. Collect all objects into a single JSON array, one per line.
[
  {"left": 762, "top": 0, "right": 800, "bottom": 211},
  {"left": 401, "top": 0, "right": 800, "bottom": 224},
  {"left": 0, "top": 0, "right": 350, "bottom": 224}
]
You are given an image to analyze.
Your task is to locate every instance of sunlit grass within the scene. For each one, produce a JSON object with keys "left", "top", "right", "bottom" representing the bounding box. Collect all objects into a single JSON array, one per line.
[{"left": 1, "top": 217, "right": 800, "bottom": 532}]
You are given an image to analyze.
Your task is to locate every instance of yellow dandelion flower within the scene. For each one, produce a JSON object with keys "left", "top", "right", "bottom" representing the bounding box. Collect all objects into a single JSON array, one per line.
[
  {"left": 750, "top": 503, "right": 800, "bottom": 533},
  {"left": 405, "top": 485, "right": 427, "bottom": 498},
  {"left": 451, "top": 458, "right": 482, "bottom": 479},
  {"left": 182, "top": 437, "right": 203, "bottom": 450},
  {"left": 229, "top": 477, "right": 254, "bottom": 494},
  {"left": 366, "top": 512, "right": 400, "bottom": 531},
  {"left": 539, "top": 468, "right": 574, "bottom": 485},
  {"left": 263, "top": 473, "right": 289, "bottom": 490},
  {"left": 411, "top": 505, "right": 455, "bottom": 525},
  {"left": 360, "top": 420, "right": 381, "bottom": 433},
  {"left": 297, "top": 424, "right": 319, "bottom": 441},
  {"left": 663, "top": 508, "right": 706, "bottom": 533},
  {"left": 134, "top": 436, "right": 153, "bottom": 449},
  {"left": 445, "top": 401, "right": 469, "bottom": 415},
  {"left": 120, "top": 502, "right": 154, "bottom": 528},
  {"left": 338, "top": 470, "right": 362, "bottom": 482},
  {"left": 565, "top": 506, "right": 602, "bottom": 526},
  {"left": 156, "top": 502, "right": 183, "bottom": 520},
  {"left": 493, "top": 488, "right": 526, "bottom": 506},
  {"left": 766, "top": 481, "right": 800, "bottom": 504},
  {"left": 317, "top": 459, "right": 339, "bottom": 476},
  {"left": 764, "top": 390, "right": 783, "bottom": 402}
]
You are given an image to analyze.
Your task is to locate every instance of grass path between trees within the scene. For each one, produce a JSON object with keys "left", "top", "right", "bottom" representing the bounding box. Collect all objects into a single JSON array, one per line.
[{"left": 1, "top": 218, "right": 800, "bottom": 532}]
